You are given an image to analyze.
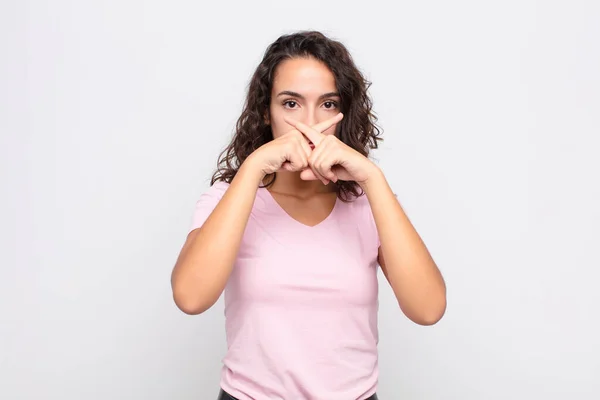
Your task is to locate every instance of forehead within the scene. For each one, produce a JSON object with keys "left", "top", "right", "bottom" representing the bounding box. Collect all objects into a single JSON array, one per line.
[{"left": 272, "top": 57, "right": 337, "bottom": 93}]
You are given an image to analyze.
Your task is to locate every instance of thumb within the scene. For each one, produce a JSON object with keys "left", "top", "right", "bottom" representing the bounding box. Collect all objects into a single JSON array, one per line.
[{"left": 300, "top": 168, "right": 319, "bottom": 181}]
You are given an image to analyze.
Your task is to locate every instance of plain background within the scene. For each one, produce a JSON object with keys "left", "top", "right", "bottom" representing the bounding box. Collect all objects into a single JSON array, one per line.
[{"left": 2, "top": 0, "right": 599, "bottom": 399}]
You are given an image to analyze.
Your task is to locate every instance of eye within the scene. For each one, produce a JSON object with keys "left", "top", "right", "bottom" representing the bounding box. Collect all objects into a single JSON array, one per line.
[
  {"left": 283, "top": 100, "right": 298, "bottom": 109},
  {"left": 323, "top": 101, "right": 338, "bottom": 110}
]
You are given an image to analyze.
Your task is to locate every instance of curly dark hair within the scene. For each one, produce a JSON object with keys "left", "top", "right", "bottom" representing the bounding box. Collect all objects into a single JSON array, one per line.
[{"left": 210, "top": 30, "right": 383, "bottom": 201}]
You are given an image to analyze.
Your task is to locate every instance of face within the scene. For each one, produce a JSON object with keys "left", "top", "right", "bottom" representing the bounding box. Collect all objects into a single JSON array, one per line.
[{"left": 268, "top": 57, "right": 341, "bottom": 142}]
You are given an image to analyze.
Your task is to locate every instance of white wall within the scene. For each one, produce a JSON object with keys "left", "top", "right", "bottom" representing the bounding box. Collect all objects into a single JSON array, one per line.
[{"left": 2, "top": 0, "right": 599, "bottom": 399}]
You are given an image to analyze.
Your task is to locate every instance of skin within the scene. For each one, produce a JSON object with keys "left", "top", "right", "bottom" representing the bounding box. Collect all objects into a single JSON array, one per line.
[
  {"left": 266, "top": 57, "right": 447, "bottom": 325},
  {"left": 171, "top": 57, "right": 447, "bottom": 325},
  {"left": 264, "top": 57, "right": 344, "bottom": 226}
]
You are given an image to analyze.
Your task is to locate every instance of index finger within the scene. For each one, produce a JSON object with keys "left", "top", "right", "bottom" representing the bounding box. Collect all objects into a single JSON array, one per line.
[
  {"left": 313, "top": 112, "right": 343, "bottom": 133},
  {"left": 284, "top": 112, "right": 343, "bottom": 146}
]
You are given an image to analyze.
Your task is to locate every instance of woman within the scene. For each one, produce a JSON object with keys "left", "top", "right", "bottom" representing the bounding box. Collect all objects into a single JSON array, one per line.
[{"left": 171, "top": 31, "right": 446, "bottom": 400}]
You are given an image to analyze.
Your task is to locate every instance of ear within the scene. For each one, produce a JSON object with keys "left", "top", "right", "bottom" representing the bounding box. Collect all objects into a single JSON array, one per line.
[{"left": 264, "top": 110, "right": 270, "bottom": 125}]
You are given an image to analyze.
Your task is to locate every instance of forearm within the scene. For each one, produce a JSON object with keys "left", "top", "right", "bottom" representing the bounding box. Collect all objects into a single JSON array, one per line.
[
  {"left": 171, "top": 159, "right": 264, "bottom": 314},
  {"left": 362, "top": 167, "right": 446, "bottom": 325}
]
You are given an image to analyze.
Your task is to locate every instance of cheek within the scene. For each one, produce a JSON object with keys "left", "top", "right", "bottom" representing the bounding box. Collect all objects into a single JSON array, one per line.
[
  {"left": 270, "top": 120, "right": 286, "bottom": 139},
  {"left": 321, "top": 123, "right": 338, "bottom": 137},
  {"left": 321, "top": 126, "right": 335, "bottom": 136},
  {"left": 269, "top": 108, "right": 290, "bottom": 139}
]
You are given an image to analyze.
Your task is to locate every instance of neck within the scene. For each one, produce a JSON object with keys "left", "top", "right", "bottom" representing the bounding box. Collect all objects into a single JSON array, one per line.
[{"left": 265, "top": 171, "right": 335, "bottom": 197}]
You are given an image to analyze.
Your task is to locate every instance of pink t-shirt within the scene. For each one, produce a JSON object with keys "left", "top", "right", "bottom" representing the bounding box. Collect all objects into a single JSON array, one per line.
[{"left": 189, "top": 181, "right": 380, "bottom": 400}]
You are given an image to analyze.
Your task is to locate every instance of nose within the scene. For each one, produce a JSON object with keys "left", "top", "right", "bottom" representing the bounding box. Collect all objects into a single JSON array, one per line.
[{"left": 303, "top": 110, "right": 317, "bottom": 127}]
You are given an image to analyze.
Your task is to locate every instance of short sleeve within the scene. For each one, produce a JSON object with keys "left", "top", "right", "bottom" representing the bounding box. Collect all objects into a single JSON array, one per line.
[
  {"left": 363, "top": 191, "right": 398, "bottom": 249},
  {"left": 363, "top": 197, "right": 380, "bottom": 249},
  {"left": 188, "top": 181, "right": 230, "bottom": 234},
  {"left": 352, "top": 193, "right": 380, "bottom": 250}
]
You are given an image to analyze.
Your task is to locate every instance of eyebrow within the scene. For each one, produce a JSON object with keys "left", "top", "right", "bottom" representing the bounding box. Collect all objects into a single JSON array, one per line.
[{"left": 276, "top": 90, "right": 341, "bottom": 100}]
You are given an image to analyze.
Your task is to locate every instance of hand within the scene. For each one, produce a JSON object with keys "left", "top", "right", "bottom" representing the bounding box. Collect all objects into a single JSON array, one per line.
[
  {"left": 283, "top": 116, "right": 378, "bottom": 185},
  {"left": 245, "top": 113, "right": 344, "bottom": 185}
]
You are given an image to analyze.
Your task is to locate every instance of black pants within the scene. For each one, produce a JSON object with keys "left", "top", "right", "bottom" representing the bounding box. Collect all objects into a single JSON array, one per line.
[{"left": 218, "top": 388, "right": 379, "bottom": 400}]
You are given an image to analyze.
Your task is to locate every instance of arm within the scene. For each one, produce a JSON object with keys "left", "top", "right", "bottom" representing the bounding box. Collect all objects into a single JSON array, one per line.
[
  {"left": 171, "top": 159, "right": 263, "bottom": 315},
  {"left": 171, "top": 114, "right": 344, "bottom": 314},
  {"left": 278, "top": 117, "right": 447, "bottom": 325},
  {"left": 362, "top": 167, "right": 447, "bottom": 326}
]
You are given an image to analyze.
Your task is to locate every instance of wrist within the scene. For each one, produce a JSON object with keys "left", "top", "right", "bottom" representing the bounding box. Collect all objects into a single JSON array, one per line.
[
  {"left": 239, "top": 155, "right": 267, "bottom": 185},
  {"left": 358, "top": 163, "right": 384, "bottom": 193}
]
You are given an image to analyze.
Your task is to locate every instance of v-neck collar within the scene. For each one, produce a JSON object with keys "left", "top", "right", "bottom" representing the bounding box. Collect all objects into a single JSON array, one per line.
[{"left": 261, "top": 188, "right": 339, "bottom": 229}]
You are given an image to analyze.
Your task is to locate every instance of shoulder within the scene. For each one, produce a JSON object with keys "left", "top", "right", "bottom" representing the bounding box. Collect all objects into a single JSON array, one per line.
[
  {"left": 207, "top": 180, "right": 230, "bottom": 193},
  {"left": 343, "top": 192, "right": 372, "bottom": 214},
  {"left": 188, "top": 181, "right": 230, "bottom": 234},
  {"left": 339, "top": 192, "right": 380, "bottom": 248},
  {"left": 197, "top": 180, "right": 230, "bottom": 201},
  {"left": 338, "top": 192, "right": 375, "bottom": 227}
]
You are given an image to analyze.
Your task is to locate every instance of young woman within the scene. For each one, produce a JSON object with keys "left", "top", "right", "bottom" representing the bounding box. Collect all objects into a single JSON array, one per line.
[{"left": 171, "top": 31, "right": 446, "bottom": 400}]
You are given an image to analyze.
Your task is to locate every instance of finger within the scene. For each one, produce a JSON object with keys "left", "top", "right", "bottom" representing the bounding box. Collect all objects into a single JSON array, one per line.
[
  {"left": 296, "top": 135, "right": 329, "bottom": 184},
  {"left": 290, "top": 148, "right": 309, "bottom": 172},
  {"left": 299, "top": 166, "right": 332, "bottom": 183},
  {"left": 283, "top": 115, "right": 327, "bottom": 146},
  {"left": 284, "top": 112, "right": 343, "bottom": 135},
  {"left": 322, "top": 163, "right": 338, "bottom": 183},
  {"left": 313, "top": 112, "right": 343, "bottom": 133},
  {"left": 277, "top": 149, "right": 305, "bottom": 173},
  {"left": 283, "top": 113, "right": 343, "bottom": 150},
  {"left": 313, "top": 168, "right": 330, "bottom": 185},
  {"left": 277, "top": 139, "right": 328, "bottom": 184},
  {"left": 300, "top": 168, "right": 318, "bottom": 181},
  {"left": 314, "top": 157, "right": 338, "bottom": 183},
  {"left": 298, "top": 135, "right": 312, "bottom": 157},
  {"left": 311, "top": 142, "right": 338, "bottom": 183},
  {"left": 279, "top": 161, "right": 294, "bottom": 172}
]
